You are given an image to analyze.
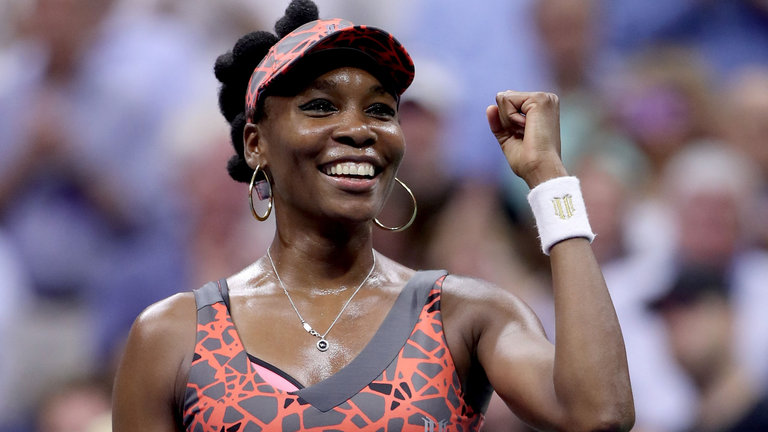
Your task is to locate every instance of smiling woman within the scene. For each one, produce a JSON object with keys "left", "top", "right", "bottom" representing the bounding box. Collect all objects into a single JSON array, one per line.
[
  {"left": 246, "top": 67, "right": 405, "bottom": 227},
  {"left": 112, "top": 1, "right": 634, "bottom": 431}
]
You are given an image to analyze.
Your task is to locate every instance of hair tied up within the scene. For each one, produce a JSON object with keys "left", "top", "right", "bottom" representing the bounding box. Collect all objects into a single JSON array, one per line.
[{"left": 214, "top": 0, "right": 320, "bottom": 183}]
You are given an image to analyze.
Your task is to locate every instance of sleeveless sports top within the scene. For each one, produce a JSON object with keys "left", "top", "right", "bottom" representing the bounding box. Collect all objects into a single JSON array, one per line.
[{"left": 183, "top": 270, "right": 484, "bottom": 431}]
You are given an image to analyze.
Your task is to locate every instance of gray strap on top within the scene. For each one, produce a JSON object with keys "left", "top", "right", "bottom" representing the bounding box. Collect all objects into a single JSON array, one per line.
[{"left": 193, "top": 281, "right": 223, "bottom": 310}]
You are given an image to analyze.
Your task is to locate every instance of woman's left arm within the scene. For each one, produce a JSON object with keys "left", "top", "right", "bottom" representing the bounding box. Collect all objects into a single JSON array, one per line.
[{"left": 482, "top": 91, "right": 634, "bottom": 431}]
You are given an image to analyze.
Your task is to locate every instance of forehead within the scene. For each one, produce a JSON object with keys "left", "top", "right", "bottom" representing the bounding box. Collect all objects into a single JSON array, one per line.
[{"left": 302, "top": 67, "right": 392, "bottom": 94}]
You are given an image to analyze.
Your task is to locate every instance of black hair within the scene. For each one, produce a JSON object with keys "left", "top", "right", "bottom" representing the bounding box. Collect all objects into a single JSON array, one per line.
[{"left": 214, "top": 0, "right": 319, "bottom": 183}]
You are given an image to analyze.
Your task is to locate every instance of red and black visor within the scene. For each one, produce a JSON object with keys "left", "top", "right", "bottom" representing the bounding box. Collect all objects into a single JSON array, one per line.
[{"left": 245, "top": 18, "right": 415, "bottom": 122}]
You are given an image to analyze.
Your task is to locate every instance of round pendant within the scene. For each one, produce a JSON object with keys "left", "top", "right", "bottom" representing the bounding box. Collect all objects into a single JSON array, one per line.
[{"left": 316, "top": 339, "right": 329, "bottom": 352}]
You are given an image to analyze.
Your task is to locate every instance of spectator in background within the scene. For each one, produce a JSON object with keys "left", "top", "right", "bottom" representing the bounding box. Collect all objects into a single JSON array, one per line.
[
  {"left": 718, "top": 66, "right": 768, "bottom": 250},
  {"left": 604, "top": 46, "right": 716, "bottom": 259},
  {"left": 603, "top": 0, "right": 768, "bottom": 80},
  {"left": 405, "top": 0, "right": 548, "bottom": 180},
  {"left": 663, "top": 144, "right": 760, "bottom": 269},
  {"left": 0, "top": 0, "right": 202, "bottom": 426},
  {"left": 718, "top": 67, "right": 768, "bottom": 176},
  {"left": 35, "top": 375, "right": 112, "bottom": 432},
  {"left": 649, "top": 266, "right": 768, "bottom": 432},
  {"left": 662, "top": 143, "right": 768, "bottom": 390},
  {"left": 533, "top": 0, "right": 600, "bottom": 95},
  {"left": 584, "top": 142, "right": 768, "bottom": 432},
  {"left": 610, "top": 46, "right": 714, "bottom": 189}
]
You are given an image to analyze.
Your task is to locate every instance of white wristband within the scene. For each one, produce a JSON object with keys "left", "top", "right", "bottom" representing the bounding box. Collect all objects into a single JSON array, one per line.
[{"left": 527, "top": 176, "right": 595, "bottom": 255}]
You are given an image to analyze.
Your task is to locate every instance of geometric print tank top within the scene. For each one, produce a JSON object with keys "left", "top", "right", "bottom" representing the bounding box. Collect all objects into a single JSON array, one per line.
[{"left": 183, "top": 270, "right": 484, "bottom": 431}]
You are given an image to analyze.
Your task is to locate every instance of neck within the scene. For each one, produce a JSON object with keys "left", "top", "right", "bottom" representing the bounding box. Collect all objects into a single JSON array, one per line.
[{"left": 268, "top": 212, "right": 377, "bottom": 292}]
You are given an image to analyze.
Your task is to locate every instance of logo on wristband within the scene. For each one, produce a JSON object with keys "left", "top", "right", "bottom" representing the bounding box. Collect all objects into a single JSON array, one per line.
[{"left": 552, "top": 194, "right": 576, "bottom": 220}]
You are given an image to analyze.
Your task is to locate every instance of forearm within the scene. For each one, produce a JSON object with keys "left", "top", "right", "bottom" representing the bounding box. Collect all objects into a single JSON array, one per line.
[{"left": 549, "top": 238, "right": 634, "bottom": 430}]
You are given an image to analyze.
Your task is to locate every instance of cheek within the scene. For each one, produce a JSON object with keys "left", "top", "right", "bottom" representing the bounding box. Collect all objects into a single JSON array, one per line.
[
  {"left": 263, "top": 123, "right": 328, "bottom": 168},
  {"left": 260, "top": 99, "right": 328, "bottom": 156},
  {"left": 380, "top": 123, "right": 406, "bottom": 163}
]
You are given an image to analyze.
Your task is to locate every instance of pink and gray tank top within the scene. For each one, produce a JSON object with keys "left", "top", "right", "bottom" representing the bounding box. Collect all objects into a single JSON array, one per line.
[{"left": 183, "top": 270, "right": 484, "bottom": 431}]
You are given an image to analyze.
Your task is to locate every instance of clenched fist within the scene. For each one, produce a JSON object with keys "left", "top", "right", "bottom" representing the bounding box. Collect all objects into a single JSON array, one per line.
[{"left": 486, "top": 91, "right": 568, "bottom": 188}]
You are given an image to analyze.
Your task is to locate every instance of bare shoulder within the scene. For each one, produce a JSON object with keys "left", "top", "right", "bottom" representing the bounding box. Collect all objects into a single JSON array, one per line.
[
  {"left": 117, "top": 291, "right": 198, "bottom": 391},
  {"left": 131, "top": 292, "right": 197, "bottom": 346},
  {"left": 113, "top": 291, "right": 198, "bottom": 430}
]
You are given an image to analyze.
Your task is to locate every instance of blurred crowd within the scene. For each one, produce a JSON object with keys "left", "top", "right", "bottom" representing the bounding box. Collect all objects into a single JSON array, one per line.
[{"left": 1, "top": 0, "right": 767, "bottom": 431}]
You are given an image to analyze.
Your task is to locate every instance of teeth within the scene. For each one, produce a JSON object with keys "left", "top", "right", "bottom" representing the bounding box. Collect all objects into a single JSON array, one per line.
[{"left": 324, "top": 162, "right": 375, "bottom": 178}]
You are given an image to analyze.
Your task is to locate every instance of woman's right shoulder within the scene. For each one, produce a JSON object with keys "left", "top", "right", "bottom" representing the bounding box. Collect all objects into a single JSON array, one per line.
[
  {"left": 129, "top": 291, "right": 198, "bottom": 348},
  {"left": 113, "top": 292, "right": 197, "bottom": 430},
  {"left": 113, "top": 291, "right": 200, "bottom": 428},
  {"left": 119, "top": 291, "right": 199, "bottom": 374}
]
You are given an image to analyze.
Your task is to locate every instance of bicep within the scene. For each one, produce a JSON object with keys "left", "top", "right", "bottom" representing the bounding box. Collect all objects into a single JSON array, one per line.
[
  {"left": 475, "top": 292, "right": 566, "bottom": 430},
  {"left": 112, "top": 295, "right": 193, "bottom": 432}
]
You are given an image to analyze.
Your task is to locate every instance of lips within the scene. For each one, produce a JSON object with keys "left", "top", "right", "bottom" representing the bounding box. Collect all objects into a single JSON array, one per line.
[{"left": 318, "top": 160, "right": 382, "bottom": 194}]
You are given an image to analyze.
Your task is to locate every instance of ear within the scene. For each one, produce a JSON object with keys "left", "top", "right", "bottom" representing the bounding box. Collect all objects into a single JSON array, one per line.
[{"left": 243, "top": 122, "right": 267, "bottom": 169}]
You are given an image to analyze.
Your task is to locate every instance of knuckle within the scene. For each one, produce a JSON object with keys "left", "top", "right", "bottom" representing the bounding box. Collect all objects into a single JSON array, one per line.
[{"left": 533, "top": 92, "right": 558, "bottom": 105}]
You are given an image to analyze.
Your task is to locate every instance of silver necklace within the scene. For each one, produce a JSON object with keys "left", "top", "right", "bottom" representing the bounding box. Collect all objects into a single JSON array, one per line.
[{"left": 266, "top": 248, "right": 376, "bottom": 352}]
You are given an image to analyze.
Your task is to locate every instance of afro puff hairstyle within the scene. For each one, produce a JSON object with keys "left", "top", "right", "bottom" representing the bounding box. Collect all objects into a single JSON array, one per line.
[{"left": 214, "top": 0, "right": 319, "bottom": 183}]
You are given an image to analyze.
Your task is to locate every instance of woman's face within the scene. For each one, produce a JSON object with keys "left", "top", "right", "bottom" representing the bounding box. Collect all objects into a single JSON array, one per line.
[{"left": 247, "top": 67, "right": 406, "bottom": 225}]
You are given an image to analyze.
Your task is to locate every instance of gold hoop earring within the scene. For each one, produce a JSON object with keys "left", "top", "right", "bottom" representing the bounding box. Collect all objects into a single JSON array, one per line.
[
  {"left": 248, "top": 165, "right": 273, "bottom": 221},
  {"left": 375, "top": 177, "right": 417, "bottom": 232}
]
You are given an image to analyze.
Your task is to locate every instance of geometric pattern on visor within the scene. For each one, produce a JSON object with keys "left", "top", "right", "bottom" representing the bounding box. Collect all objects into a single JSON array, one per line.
[{"left": 245, "top": 18, "right": 415, "bottom": 122}]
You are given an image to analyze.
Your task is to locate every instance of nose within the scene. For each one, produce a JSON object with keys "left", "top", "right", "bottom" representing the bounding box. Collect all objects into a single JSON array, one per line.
[{"left": 332, "top": 110, "right": 377, "bottom": 148}]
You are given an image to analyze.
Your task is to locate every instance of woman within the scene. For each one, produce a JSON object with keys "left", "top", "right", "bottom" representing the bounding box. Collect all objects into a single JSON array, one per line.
[{"left": 113, "top": 1, "right": 634, "bottom": 431}]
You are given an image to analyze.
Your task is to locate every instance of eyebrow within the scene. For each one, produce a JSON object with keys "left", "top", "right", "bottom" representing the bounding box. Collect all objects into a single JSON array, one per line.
[
  {"left": 307, "top": 79, "right": 338, "bottom": 92},
  {"left": 369, "top": 85, "right": 393, "bottom": 97}
]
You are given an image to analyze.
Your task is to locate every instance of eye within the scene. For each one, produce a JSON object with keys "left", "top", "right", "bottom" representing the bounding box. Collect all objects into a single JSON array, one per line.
[
  {"left": 299, "top": 99, "right": 338, "bottom": 115},
  {"left": 366, "top": 102, "right": 396, "bottom": 119}
]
